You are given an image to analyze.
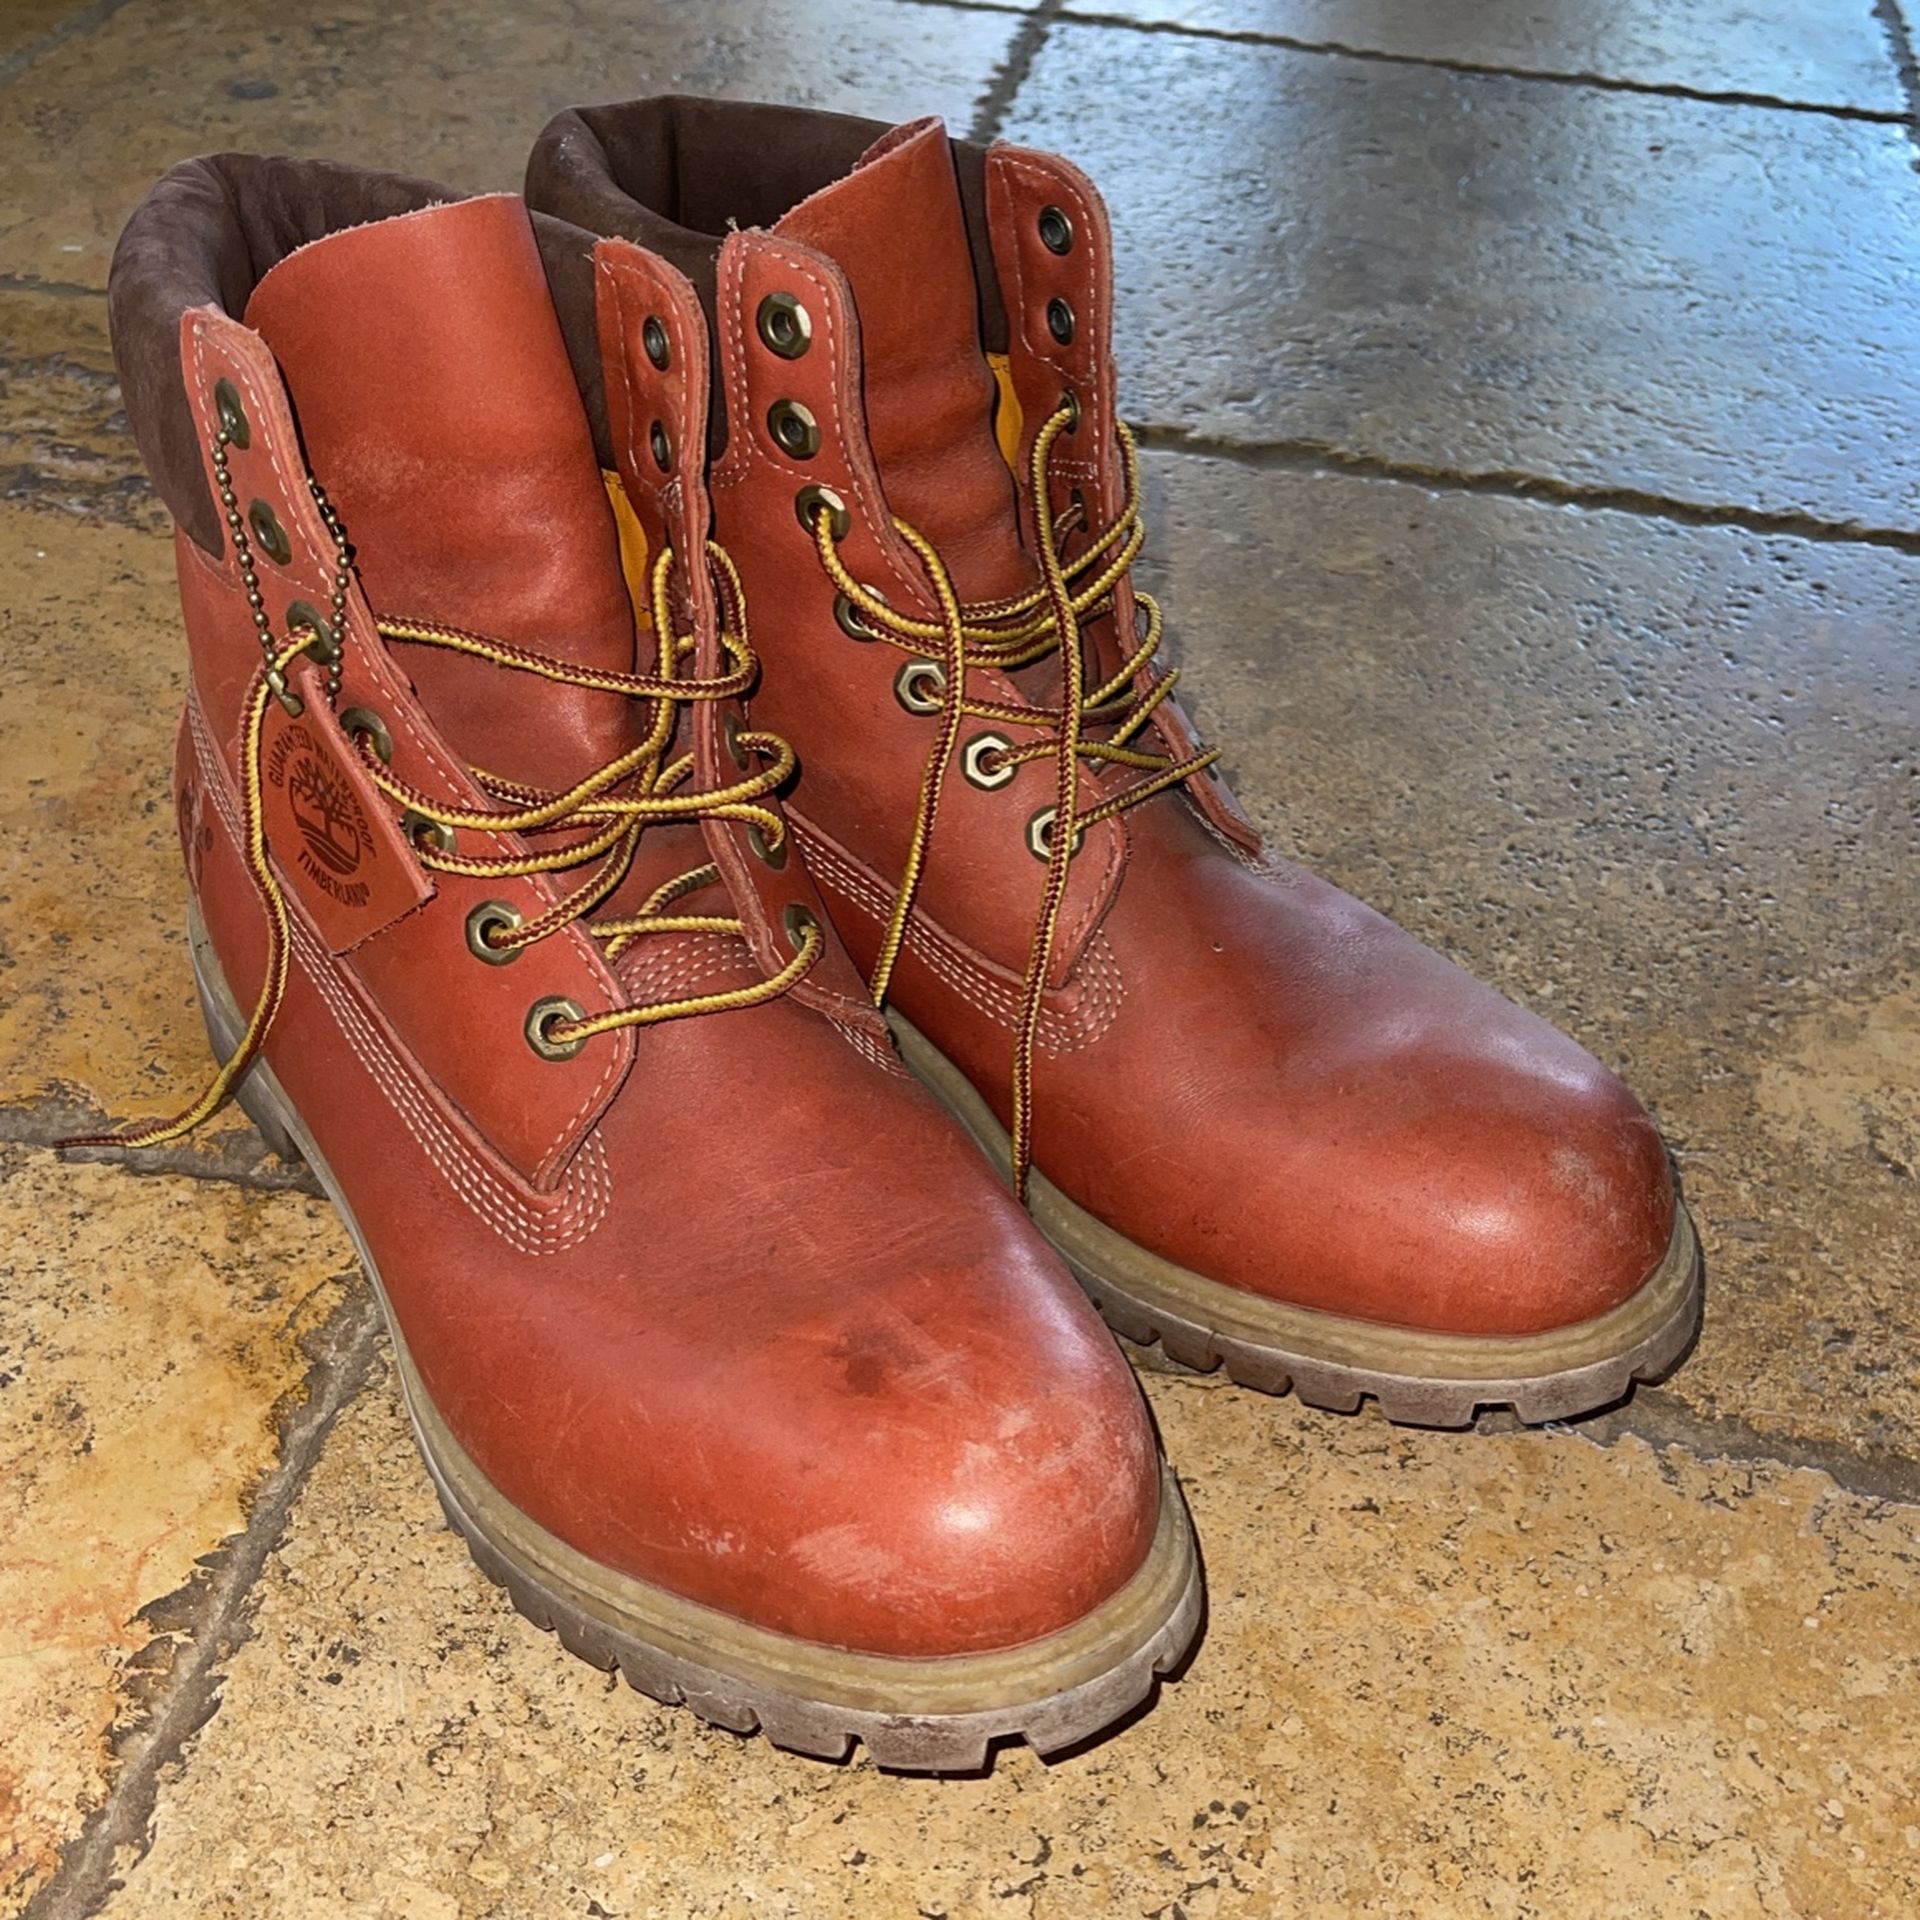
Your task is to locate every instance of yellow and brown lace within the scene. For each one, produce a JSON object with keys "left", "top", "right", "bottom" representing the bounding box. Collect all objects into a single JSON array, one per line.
[
  {"left": 64, "top": 474, "right": 819, "bottom": 1153},
  {"left": 809, "top": 402, "right": 1218, "bottom": 1198}
]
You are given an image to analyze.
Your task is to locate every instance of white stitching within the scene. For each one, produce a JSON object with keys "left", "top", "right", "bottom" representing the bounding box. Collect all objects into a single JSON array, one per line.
[{"left": 191, "top": 700, "right": 610, "bottom": 1253}]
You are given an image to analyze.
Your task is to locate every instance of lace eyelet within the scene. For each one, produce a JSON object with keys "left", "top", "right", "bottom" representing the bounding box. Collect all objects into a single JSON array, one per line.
[
  {"left": 757, "top": 292, "right": 812, "bottom": 360},
  {"left": 1046, "top": 297, "right": 1076, "bottom": 346},
  {"left": 525, "top": 996, "right": 587, "bottom": 1061},
  {"left": 650, "top": 420, "right": 672, "bottom": 471},
  {"left": 963, "top": 731, "right": 1016, "bottom": 791},
  {"left": 1026, "top": 806, "right": 1084, "bottom": 863},
  {"left": 768, "top": 398, "right": 821, "bottom": 460},
  {"left": 213, "top": 378, "right": 251, "bottom": 448},
  {"left": 833, "top": 584, "right": 888, "bottom": 641},
  {"left": 722, "top": 711, "right": 752, "bottom": 770},
  {"left": 747, "top": 820, "right": 789, "bottom": 871},
  {"left": 466, "top": 900, "right": 524, "bottom": 965},
  {"left": 339, "top": 707, "right": 392, "bottom": 764},
  {"left": 782, "top": 902, "right": 818, "bottom": 957},
  {"left": 893, "top": 660, "right": 947, "bottom": 715},
  {"left": 795, "top": 484, "right": 849, "bottom": 540},
  {"left": 286, "top": 600, "right": 339, "bottom": 665},
  {"left": 247, "top": 498, "right": 292, "bottom": 566},
  {"left": 642, "top": 315, "right": 670, "bottom": 370},
  {"left": 1038, "top": 205, "right": 1073, "bottom": 255},
  {"left": 401, "top": 809, "right": 453, "bottom": 857}
]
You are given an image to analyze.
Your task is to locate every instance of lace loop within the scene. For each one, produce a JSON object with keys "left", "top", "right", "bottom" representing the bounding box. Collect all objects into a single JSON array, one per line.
[
  {"left": 64, "top": 529, "right": 819, "bottom": 1154},
  {"left": 809, "top": 406, "right": 1219, "bottom": 1197}
]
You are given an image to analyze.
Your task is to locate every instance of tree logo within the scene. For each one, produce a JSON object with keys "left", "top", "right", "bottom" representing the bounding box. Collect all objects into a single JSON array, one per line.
[{"left": 286, "top": 745, "right": 364, "bottom": 876}]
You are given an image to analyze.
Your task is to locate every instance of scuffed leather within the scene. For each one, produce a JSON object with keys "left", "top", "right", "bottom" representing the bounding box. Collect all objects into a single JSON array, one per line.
[
  {"left": 523, "top": 100, "right": 1679, "bottom": 1337},
  {"left": 126, "top": 175, "right": 1162, "bottom": 1654}
]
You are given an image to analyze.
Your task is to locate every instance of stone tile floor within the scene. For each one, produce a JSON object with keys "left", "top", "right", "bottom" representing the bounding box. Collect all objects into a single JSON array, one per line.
[{"left": 1, "top": 1, "right": 1915, "bottom": 1914}]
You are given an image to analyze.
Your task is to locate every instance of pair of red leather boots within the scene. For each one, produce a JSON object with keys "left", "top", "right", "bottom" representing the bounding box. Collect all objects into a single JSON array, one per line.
[{"left": 90, "top": 97, "right": 1698, "bottom": 1769}]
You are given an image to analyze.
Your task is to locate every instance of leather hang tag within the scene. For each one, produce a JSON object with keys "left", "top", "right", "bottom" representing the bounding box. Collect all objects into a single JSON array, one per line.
[{"left": 256, "top": 663, "right": 433, "bottom": 954}]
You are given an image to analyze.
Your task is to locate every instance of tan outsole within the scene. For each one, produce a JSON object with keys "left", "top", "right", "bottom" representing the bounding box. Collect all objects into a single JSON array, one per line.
[
  {"left": 889, "top": 1012, "right": 1702, "bottom": 1429},
  {"left": 190, "top": 907, "right": 1203, "bottom": 1771}
]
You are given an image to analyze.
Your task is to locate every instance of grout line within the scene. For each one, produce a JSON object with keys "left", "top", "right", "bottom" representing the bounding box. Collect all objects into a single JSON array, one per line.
[
  {"left": 19, "top": 1291, "right": 384, "bottom": 1920},
  {"left": 0, "top": 273, "right": 109, "bottom": 300},
  {"left": 1565, "top": 1385, "right": 1920, "bottom": 1511},
  {"left": 1872, "top": 0, "right": 1920, "bottom": 164},
  {"left": 3, "top": 1103, "right": 325, "bottom": 1199},
  {"left": 1131, "top": 423, "right": 1920, "bottom": 554},
  {"left": 896, "top": 0, "right": 1907, "bottom": 126},
  {"left": 0, "top": 0, "right": 136, "bottom": 90},
  {"left": 967, "top": 0, "right": 1068, "bottom": 143}
]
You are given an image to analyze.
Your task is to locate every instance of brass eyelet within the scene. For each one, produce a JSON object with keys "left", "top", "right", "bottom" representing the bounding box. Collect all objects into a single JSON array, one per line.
[
  {"left": 213, "top": 377, "right": 251, "bottom": 448},
  {"left": 1026, "top": 806, "right": 1084, "bottom": 863},
  {"left": 1046, "top": 297, "right": 1076, "bottom": 346},
  {"left": 649, "top": 420, "right": 672, "bottom": 471},
  {"left": 963, "top": 731, "right": 1016, "bottom": 791},
  {"left": 286, "top": 599, "right": 339, "bottom": 665},
  {"left": 401, "top": 809, "right": 453, "bottom": 857},
  {"left": 893, "top": 659, "right": 948, "bottom": 716},
  {"left": 722, "top": 711, "right": 752, "bottom": 770},
  {"left": 767, "top": 397, "right": 821, "bottom": 460},
  {"left": 1038, "top": 205, "right": 1074, "bottom": 255},
  {"left": 525, "top": 996, "right": 587, "bottom": 1061},
  {"left": 756, "top": 291, "right": 812, "bottom": 359},
  {"left": 642, "top": 314, "right": 670, "bottom": 371},
  {"left": 339, "top": 706, "right": 392, "bottom": 764},
  {"left": 248, "top": 498, "right": 292, "bottom": 566},
  {"left": 795, "top": 484, "right": 849, "bottom": 540},
  {"left": 1060, "top": 388, "right": 1081, "bottom": 433},
  {"left": 833, "top": 583, "right": 889, "bottom": 642},
  {"left": 781, "top": 902, "right": 818, "bottom": 957},
  {"left": 466, "top": 900, "right": 524, "bottom": 965},
  {"left": 747, "top": 819, "right": 789, "bottom": 871}
]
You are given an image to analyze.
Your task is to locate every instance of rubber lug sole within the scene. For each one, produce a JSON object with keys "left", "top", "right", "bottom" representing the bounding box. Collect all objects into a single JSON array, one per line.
[
  {"left": 888, "top": 1011, "right": 1703, "bottom": 1430},
  {"left": 189, "top": 905, "right": 1202, "bottom": 1769}
]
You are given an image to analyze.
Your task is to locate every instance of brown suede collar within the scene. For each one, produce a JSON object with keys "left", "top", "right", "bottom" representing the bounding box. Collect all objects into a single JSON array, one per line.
[
  {"left": 108, "top": 153, "right": 609, "bottom": 553},
  {"left": 526, "top": 96, "right": 1008, "bottom": 455}
]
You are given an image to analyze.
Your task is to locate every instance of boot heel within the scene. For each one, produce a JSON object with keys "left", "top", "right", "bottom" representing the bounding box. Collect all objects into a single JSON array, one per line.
[{"left": 186, "top": 901, "right": 306, "bottom": 1167}]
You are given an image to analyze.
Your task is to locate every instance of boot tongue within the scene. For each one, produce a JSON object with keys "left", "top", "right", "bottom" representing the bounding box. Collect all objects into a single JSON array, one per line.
[
  {"left": 244, "top": 195, "right": 637, "bottom": 789},
  {"left": 776, "top": 120, "right": 1031, "bottom": 603}
]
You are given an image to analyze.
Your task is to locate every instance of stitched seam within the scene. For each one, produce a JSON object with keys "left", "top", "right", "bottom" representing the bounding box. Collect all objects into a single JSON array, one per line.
[
  {"left": 191, "top": 700, "right": 609, "bottom": 1253},
  {"left": 190, "top": 323, "right": 626, "bottom": 1185},
  {"left": 795, "top": 823, "right": 1122, "bottom": 1056}
]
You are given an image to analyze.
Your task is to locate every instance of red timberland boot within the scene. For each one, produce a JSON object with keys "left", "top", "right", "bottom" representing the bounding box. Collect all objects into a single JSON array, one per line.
[
  {"left": 82, "top": 155, "right": 1198, "bottom": 1768},
  {"left": 528, "top": 98, "right": 1702, "bottom": 1427}
]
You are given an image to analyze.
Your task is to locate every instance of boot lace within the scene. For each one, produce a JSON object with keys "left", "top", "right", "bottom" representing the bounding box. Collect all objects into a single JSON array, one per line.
[
  {"left": 808, "top": 401, "right": 1218, "bottom": 1197},
  {"left": 64, "top": 482, "right": 820, "bottom": 1154}
]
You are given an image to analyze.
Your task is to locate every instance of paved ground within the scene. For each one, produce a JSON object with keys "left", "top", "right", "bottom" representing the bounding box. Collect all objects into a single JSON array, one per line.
[{"left": 3, "top": 2, "right": 1917, "bottom": 1915}]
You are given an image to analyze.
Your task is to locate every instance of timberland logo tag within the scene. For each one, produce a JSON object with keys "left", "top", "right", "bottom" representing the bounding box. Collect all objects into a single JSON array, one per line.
[
  {"left": 254, "top": 670, "right": 432, "bottom": 955},
  {"left": 266, "top": 722, "right": 374, "bottom": 908}
]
